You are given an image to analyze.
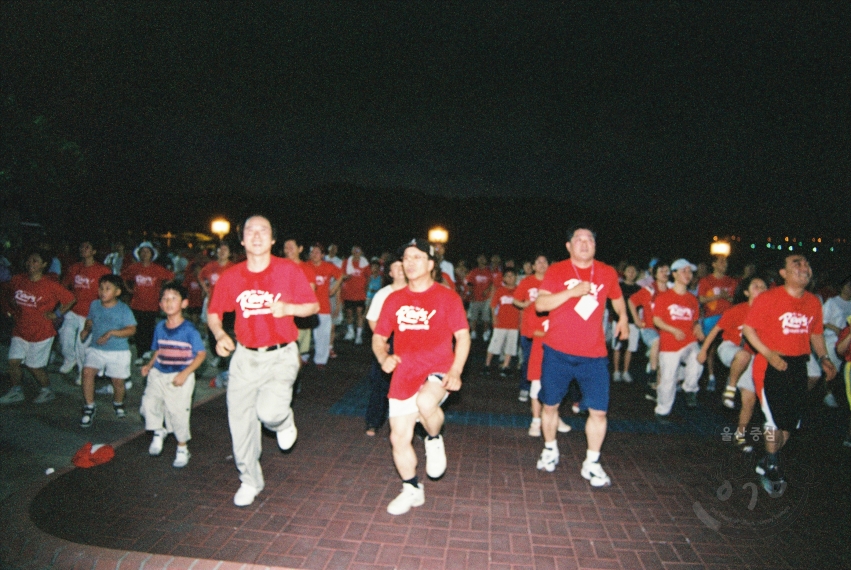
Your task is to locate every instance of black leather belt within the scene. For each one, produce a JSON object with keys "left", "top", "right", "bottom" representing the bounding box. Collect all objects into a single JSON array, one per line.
[{"left": 241, "top": 342, "right": 289, "bottom": 353}]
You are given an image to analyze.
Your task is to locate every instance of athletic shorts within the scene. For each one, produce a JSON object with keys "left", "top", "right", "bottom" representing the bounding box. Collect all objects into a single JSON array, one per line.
[
  {"left": 756, "top": 354, "right": 808, "bottom": 432},
  {"left": 612, "top": 323, "right": 640, "bottom": 352},
  {"left": 388, "top": 373, "right": 450, "bottom": 417},
  {"left": 467, "top": 300, "right": 491, "bottom": 323},
  {"left": 716, "top": 341, "right": 755, "bottom": 391},
  {"left": 640, "top": 327, "right": 659, "bottom": 347},
  {"left": 702, "top": 314, "right": 722, "bottom": 336},
  {"left": 84, "top": 348, "right": 132, "bottom": 380},
  {"left": 8, "top": 336, "right": 54, "bottom": 368},
  {"left": 487, "top": 328, "right": 519, "bottom": 356},
  {"left": 539, "top": 345, "right": 609, "bottom": 411},
  {"left": 344, "top": 299, "right": 366, "bottom": 311}
]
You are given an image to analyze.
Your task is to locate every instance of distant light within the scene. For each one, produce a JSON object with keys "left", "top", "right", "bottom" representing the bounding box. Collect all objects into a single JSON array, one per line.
[
  {"left": 750, "top": 244, "right": 756, "bottom": 249},
  {"left": 428, "top": 226, "right": 449, "bottom": 244},
  {"left": 830, "top": 247, "right": 835, "bottom": 252},
  {"left": 710, "top": 241, "right": 730, "bottom": 257},
  {"left": 813, "top": 247, "right": 817, "bottom": 252},
  {"left": 788, "top": 246, "right": 793, "bottom": 251},
  {"left": 784, "top": 236, "right": 789, "bottom": 242},
  {"left": 211, "top": 218, "right": 230, "bottom": 240},
  {"left": 818, "top": 238, "right": 822, "bottom": 243},
  {"left": 798, "top": 242, "right": 802, "bottom": 246},
  {"left": 766, "top": 243, "right": 772, "bottom": 249}
]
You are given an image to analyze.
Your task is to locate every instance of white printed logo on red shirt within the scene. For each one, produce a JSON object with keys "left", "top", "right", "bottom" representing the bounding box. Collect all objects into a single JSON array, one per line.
[
  {"left": 14, "top": 290, "right": 39, "bottom": 308},
  {"left": 564, "top": 279, "right": 604, "bottom": 298},
  {"left": 315, "top": 275, "right": 327, "bottom": 286},
  {"left": 74, "top": 275, "right": 96, "bottom": 290},
  {"left": 527, "top": 287, "right": 539, "bottom": 302},
  {"left": 667, "top": 304, "right": 695, "bottom": 321},
  {"left": 499, "top": 295, "right": 515, "bottom": 305},
  {"left": 135, "top": 275, "right": 155, "bottom": 287},
  {"left": 236, "top": 290, "right": 281, "bottom": 318},
  {"left": 778, "top": 312, "right": 812, "bottom": 335},
  {"left": 396, "top": 305, "right": 437, "bottom": 331}
]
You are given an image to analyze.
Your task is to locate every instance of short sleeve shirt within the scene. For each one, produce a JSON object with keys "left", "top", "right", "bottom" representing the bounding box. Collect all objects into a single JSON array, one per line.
[
  {"left": 491, "top": 285, "right": 521, "bottom": 329},
  {"left": 541, "top": 260, "right": 622, "bottom": 358},
  {"left": 653, "top": 289, "right": 700, "bottom": 352},
  {"left": 208, "top": 257, "right": 318, "bottom": 348},
  {"left": 199, "top": 260, "right": 234, "bottom": 297},
  {"left": 121, "top": 263, "right": 175, "bottom": 312},
  {"left": 10, "top": 274, "right": 76, "bottom": 342},
  {"left": 311, "top": 261, "right": 343, "bottom": 314},
  {"left": 151, "top": 319, "right": 205, "bottom": 373},
  {"left": 63, "top": 262, "right": 111, "bottom": 317},
  {"left": 744, "top": 286, "right": 823, "bottom": 357},
  {"left": 341, "top": 257, "right": 369, "bottom": 301},
  {"left": 88, "top": 300, "right": 137, "bottom": 351},
  {"left": 375, "top": 283, "right": 468, "bottom": 400},
  {"left": 515, "top": 275, "right": 546, "bottom": 337},
  {"left": 699, "top": 274, "right": 739, "bottom": 317},
  {"left": 466, "top": 268, "right": 493, "bottom": 302},
  {"left": 716, "top": 302, "right": 751, "bottom": 347}
]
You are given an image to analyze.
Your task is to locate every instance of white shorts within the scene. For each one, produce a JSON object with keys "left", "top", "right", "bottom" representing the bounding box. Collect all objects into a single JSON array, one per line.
[
  {"left": 487, "top": 328, "right": 519, "bottom": 356},
  {"left": 467, "top": 300, "right": 491, "bottom": 323},
  {"left": 612, "top": 323, "right": 640, "bottom": 352},
  {"left": 9, "top": 336, "right": 54, "bottom": 368},
  {"left": 84, "top": 348, "right": 132, "bottom": 380},
  {"left": 388, "top": 374, "right": 449, "bottom": 418},
  {"left": 716, "top": 341, "right": 754, "bottom": 391},
  {"left": 640, "top": 327, "right": 659, "bottom": 347}
]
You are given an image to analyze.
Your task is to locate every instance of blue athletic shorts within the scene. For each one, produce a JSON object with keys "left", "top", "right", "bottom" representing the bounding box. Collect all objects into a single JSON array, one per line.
[{"left": 539, "top": 345, "right": 610, "bottom": 411}]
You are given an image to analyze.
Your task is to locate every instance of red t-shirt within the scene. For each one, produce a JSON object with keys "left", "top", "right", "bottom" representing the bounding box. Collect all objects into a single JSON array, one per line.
[
  {"left": 698, "top": 274, "right": 739, "bottom": 317},
  {"left": 183, "top": 271, "right": 204, "bottom": 309},
  {"left": 198, "top": 260, "right": 235, "bottom": 297},
  {"left": 341, "top": 257, "right": 369, "bottom": 302},
  {"left": 541, "top": 260, "right": 622, "bottom": 358},
  {"left": 208, "top": 257, "right": 318, "bottom": 348},
  {"left": 466, "top": 268, "right": 493, "bottom": 302},
  {"left": 121, "top": 263, "right": 175, "bottom": 312},
  {"left": 515, "top": 275, "right": 546, "bottom": 337},
  {"left": 653, "top": 289, "right": 700, "bottom": 352},
  {"left": 837, "top": 326, "right": 850, "bottom": 362},
  {"left": 455, "top": 277, "right": 472, "bottom": 304},
  {"left": 375, "top": 283, "right": 468, "bottom": 400},
  {"left": 629, "top": 284, "right": 662, "bottom": 328},
  {"left": 311, "top": 261, "right": 343, "bottom": 314},
  {"left": 716, "top": 302, "right": 751, "bottom": 347},
  {"left": 10, "top": 274, "right": 76, "bottom": 342},
  {"left": 63, "top": 262, "right": 111, "bottom": 317},
  {"left": 491, "top": 285, "right": 521, "bottom": 330},
  {"left": 744, "top": 286, "right": 823, "bottom": 357}
]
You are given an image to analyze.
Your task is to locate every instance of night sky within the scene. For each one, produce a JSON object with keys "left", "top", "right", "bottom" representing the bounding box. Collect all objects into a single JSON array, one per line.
[{"left": 1, "top": 2, "right": 849, "bottom": 266}]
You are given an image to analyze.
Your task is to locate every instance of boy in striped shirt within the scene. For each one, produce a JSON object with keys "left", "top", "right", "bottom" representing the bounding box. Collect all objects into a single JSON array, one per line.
[{"left": 140, "top": 282, "right": 206, "bottom": 468}]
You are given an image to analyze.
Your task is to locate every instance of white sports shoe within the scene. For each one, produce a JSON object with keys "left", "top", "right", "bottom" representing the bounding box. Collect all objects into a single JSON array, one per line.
[
  {"left": 581, "top": 460, "right": 612, "bottom": 487},
  {"left": 59, "top": 361, "right": 76, "bottom": 374},
  {"left": 149, "top": 429, "right": 167, "bottom": 456},
  {"left": 528, "top": 421, "right": 542, "bottom": 437},
  {"left": 536, "top": 447, "right": 559, "bottom": 472},
  {"left": 482, "top": 329, "right": 491, "bottom": 342},
  {"left": 0, "top": 386, "right": 25, "bottom": 405},
  {"left": 172, "top": 447, "right": 191, "bottom": 468},
  {"left": 424, "top": 435, "right": 447, "bottom": 479},
  {"left": 33, "top": 387, "right": 56, "bottom": 404},
  {"left": 277, "top": 421, "right": 298, "bottom": 451},
  {"left": 557, "top": 419, "right": 572, "bottom": 433},
  {"left": 622, "top": 371, "right": 633, "bottom": 383},
  {"left": 613, "top": 371, "right": 623, "bottom": 382},
  {"left": 387, "top": 483, "right": 425, "bottom": 515},
  {"left": 344, "top": 326, "right": 355, "bottom": 341},
  {"left": 470, "top": 330, "right": 477, "bottom": 340},
  {"left": 234, "top": 483, "right": 259, "bottom": 507}
]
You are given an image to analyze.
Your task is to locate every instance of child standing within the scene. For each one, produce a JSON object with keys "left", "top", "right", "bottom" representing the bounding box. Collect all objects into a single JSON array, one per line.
[
  {"left": 140, "top": 282, "right": 206, "bottom": 468},
  {"left": 484, "top": 268, "right": 521, "bottom": 375},
  {"left": 79, "top": 274, "right": 137, "bottom": 427}
]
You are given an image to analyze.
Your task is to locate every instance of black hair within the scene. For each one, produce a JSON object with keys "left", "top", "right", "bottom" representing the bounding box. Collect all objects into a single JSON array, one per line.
[
  {"left": 503, "top": 267, "right": 517, "bottom": 276},
  {"left": 241, "top": 214, "right": 277, "bottom": 241},
  {"left": 160, "top": 280, "right": 188, "bottom": 301},
  {"left": 652, "top": 262, "right": 670, "bottom": 280},
  {"left": 99, "top": 274, "right": 124, "bottom": 292},
  {"left": 24, "top": 247, "right": 51, "bottom": 267},
  {"left": 566, "top": 224, "right": 597, "bottom": 242},
  {"left": 733, "top": 274, "right": 768, "bottom": 304}
]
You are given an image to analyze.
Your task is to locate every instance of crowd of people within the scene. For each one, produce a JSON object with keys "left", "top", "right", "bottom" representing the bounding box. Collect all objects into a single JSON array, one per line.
[{"left": 1, "top": 219, "right": 849, "bottom": 510}]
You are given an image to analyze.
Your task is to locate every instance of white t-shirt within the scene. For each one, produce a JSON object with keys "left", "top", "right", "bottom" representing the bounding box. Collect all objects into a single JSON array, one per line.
[
  {"left": 367, "top": 284, "right": 396, "bottom": 323},
  {"left": 823, "top": 295, "right": 851, "bottom": 337}
]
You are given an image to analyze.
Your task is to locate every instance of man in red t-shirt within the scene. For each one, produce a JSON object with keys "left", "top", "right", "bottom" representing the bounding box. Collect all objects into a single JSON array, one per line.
[
  {"left": 207, "top": 215, "right": 319, "bottom": 507},
  {"left": 743, "top": 253, "right": 836, "bottom": 497},
  {"left": 58, "top": 240, "right": 111, "bottom": 380},
  {"left": 341, "top": 246, "right": 369, "bottom": 345},
  {"left": 534, "top": 226, "right": 628, "bottom": 487},
  {"left": 466, "top": 254, "right": 494, "bottom": 341},
  {"left": 121, "top": 241, "right": 174, "bottom": 364},
  {"left": 308, "top": 243, "right": 343, "bottom": 367},
  {"left": 373, "top": 239, "right": 470, "bottom": 515},
  {"left": 698, "top": 255, "right": 739, "bottom": 391},
  {"left": 1, "top": 249, "right": 76, "bottom": 405},
  {"left": 652, "top": 259, "right": 705, "bottom": 418}
]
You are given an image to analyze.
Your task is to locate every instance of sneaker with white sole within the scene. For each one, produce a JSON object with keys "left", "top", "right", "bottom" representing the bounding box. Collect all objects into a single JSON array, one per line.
[
  {"left": 80, "top": 405, "right": 96, "bottom": 428},
  {"left": 95, "top": 384, "right": 114, "bottom": 395},
  {"left": 424, "top": 435, "right": 447, "bottom": 479},
  {"left": 387, "top": 482, "right": 425, "bottom": 515},
  {"left": 557, "top": 418, "right": 572, "bottom": 433},
  {"left": 233, "top": 483, "right": 259, "bottom": 507},
  {"left": 344, "top": 326, "right": 355, "bottom": 341},
  {"left": 59, "top": 361, "right": 76, "bottom": 374},
  {"left": 528, "top": 421, "right": 542, "bottom": 437},
  {"left": 622, "top": 371, "right": 633, "bottom": 383},
  {"left": 33, "top": 387, "right": 56, "bottom": 404},
  {"left": 277, "top": 422, "right": 298, "bottom": 451},
  {"left": 172, "top": 447, "right": 191, "bottom": 468},
  {"left": 518, "top": 389, "right": 530, "bottom": 402},
  {"left": 149, "top": 429, "right": 167, "bottom": 456},
  {"left": 581, "top": 460, "right": 612, "bottom": 487},
  {"left": 482, "top": 329, "right": 491, "bottom": 342},
  {"left": 613, "top": 371, "right": 622, "bottom": 382},
  {"left": 113, "top": 402, "right": 126, "bottom": 418},
  {"left": 536, "top": 446, "right": 559, "bottom": 472},
  {"left": 0, "top": 386, "right": 25, "bottom": 405},
  {"left": 824, "top": 393, "right": 839, "bottom": 408}
]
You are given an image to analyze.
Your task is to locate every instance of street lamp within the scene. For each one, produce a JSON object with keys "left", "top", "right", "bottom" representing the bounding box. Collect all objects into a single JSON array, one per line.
[
  {"left": 710, "top": 239, "right": 731, "bottom": 257},
  {"left": 428, "top": 226, "right": 448, "bottom": 245},
  {"left": 211, "top": 218, "right": 230, "bottom": 241}
]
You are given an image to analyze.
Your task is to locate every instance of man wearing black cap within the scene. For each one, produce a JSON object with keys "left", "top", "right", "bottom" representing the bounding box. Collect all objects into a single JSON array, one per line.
[{"left": 372, "top": 239, "right": 470, "bottom": 515}]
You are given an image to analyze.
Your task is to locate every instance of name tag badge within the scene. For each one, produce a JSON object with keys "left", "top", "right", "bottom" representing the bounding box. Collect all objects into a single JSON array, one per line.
[{"left": 574, "top": 294, "right": 598, "bottom": 320}]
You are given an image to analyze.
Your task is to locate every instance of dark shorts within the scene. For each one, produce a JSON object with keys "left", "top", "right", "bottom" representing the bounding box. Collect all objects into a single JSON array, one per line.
[
  {"left": 344, "top": 300, "right": 366, "bottom": 311},
  {"left": 539, "top": 345, "right": 610, "bottom": 411},
  {"left": 761, "top": 354, "right": 809, "bottom": 432}
]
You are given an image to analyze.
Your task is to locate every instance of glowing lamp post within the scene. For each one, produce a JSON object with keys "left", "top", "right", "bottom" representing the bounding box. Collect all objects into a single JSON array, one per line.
[
  {"left": 710, "top": 240, "right": 731, "bottom": 257},
  {"left": 211, "top": 218, "right": 230, "bottom": 241},
  {"left": 428, "top": 226, "right": 449, "bottom": 245}
]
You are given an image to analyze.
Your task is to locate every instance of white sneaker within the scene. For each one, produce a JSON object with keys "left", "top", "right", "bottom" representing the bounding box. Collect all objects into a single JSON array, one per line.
[
  {"left": 277, "top": 421, "right": 298, "bottom": 451},
  {"left": 0, "top": 386, "right": 25, "bottom": 405},
  {"left": 125, "top": 380, "right": 133, "bottom": 390},
  {"left": 59, "top": 361, "right": 76, "bottom": 374},
  {"left": 387, "top": 483, "right": 425, "bottom": 515},
  {"left": 613, "top": 371, "right": 622, "bottom": 382},
  {"left": 96, "top": 384, "right": 114, "bottom": 395},
  {"left": 581, "top": 460, "right": 612, "bottom": 487},
  {"left": 518, "top": 389, "right": 530, "bottom": 402},
  {"left": 33, "top": 387, "right": 56, "bottom": 404},
  {"left": 133, "top": 357, "right": 146, "bottom": 366},
  {"left": 536, "top": 447, "right": 559, "bottom": 472},
  {"left": 172, "top": 447, "right": 191, "bottom": 468},
  {"left": 233, "top": 483, "right": 259, "bottom": 507},
  {"left": 557, "top": 418, "right": 572, "bottom": 433},
  {"left": 571, "top": 402, "right": 580, "bottom": 414},
  {"left": 470, "top": 330, "right": 477, "bottom": 340},
  {"left": 482, "top": 329, "right": 491, "bottom": 342},
  {"left": 149, "top": 430, "right": 167, "bottom": 456},
  {"left": 344, "top": 327, "right": 355, "bottom": 341},
  {"left": 354, "top": 333, "right": 363, "bottom": 345},
  {"left": 824, "top": 393, "right": 839, "bottom": 408},
  {"left": 528, "top": 421, "right": 542, "bottom": 437},
  {"left": 622, "top": 371, "right": 633, "bottom": 383},
  {"left": 424, "top": 435, "right": 447, "bottom": 479}
]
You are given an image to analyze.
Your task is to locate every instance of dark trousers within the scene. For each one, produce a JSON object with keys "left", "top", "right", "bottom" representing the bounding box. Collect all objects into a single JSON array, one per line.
[
  {"left": 365, "top": 360, "right": 391, "bottom": 429},
  {"left": 133, "top": 310, "right": 158, "bottom": 355}
]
